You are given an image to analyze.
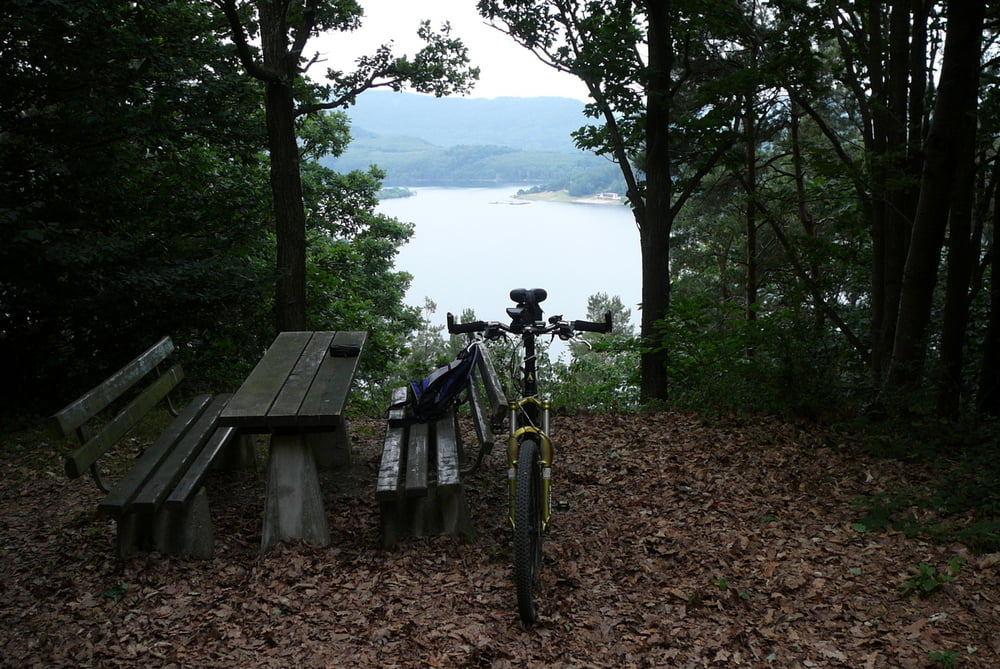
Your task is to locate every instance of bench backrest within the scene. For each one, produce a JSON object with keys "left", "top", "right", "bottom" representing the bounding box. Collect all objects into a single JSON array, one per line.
[
  {"left": 471, "top": 342, "right": 508, "bottom": 427},
  {"left": 50, "top": 336, "right": 184, "bottom": 479}
]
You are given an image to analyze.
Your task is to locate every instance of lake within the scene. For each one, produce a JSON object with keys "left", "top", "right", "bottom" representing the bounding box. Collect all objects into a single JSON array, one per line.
[{"left": 377, "top": 186, "right": 640, "bottom": 334}]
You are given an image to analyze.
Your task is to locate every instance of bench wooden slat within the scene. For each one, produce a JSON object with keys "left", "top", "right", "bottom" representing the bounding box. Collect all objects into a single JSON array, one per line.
[
  {"left": 128, "top": 394, "right": 231, "bottom": 514},
  {"left": 64, "top": 365, "right": 185, "bottom": 479},
  {"left": 166, "top": 423, "right": 236, "bottom": 510},
  {"left": 49, "top": 337, "right": 176, "bottom": 438},
  {"left": 297, "top": 330, "right": 367, "bottom": 427},
  {"left": 405, "top": 422, "right": 429, "bottom": 497},
  {"left": 435, "top": 413, "right": 462, "bottom": 490},
  {"left": 376, "top": 387, "right": 409, "bottom": 501},
  {"left": 95, "top": 394, "right": 213, "bottom": 516},
  {"left": 467, "top": 377, "right": 494, "bottom": 451},
  {"left": 474, "top": 343, "right": 507, "bottom": 425}
]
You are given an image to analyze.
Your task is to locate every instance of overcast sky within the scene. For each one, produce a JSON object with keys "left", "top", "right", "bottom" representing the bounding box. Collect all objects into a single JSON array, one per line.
[{"left": 309, "top": 0, "right": 589, "bottom": 100}]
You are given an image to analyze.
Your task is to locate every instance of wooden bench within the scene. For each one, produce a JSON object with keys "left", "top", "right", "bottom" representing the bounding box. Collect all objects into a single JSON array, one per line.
[
  {"left": 50, "top": 336, "right": 244, "bottom": 558},
  {"left": 376, "top": 341, "right": 506, "bottom": 547}
]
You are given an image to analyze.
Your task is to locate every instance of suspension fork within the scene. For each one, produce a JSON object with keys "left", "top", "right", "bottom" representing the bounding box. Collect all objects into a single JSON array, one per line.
[{"left": 507, "top": 395, "right": 553, "bottom": 530}]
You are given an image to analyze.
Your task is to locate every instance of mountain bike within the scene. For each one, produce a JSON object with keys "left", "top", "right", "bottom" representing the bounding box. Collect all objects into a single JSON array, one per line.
[{"left": 448, "top": 288, "right": 612, "bottom": 625}]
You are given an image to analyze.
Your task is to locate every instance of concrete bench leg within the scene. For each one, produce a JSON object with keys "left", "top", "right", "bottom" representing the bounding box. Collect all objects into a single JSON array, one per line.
[
  {"left": 215, "top": 433, "right": 257, "bottom": 471},
  {"left": 152, "top": 487, "right": 214, "bottom": 558},
  {"left": 439, "top": 487, "right": 475, "bottom": 542},
  {"left": 115, "top": 487, "right": 214, "bottom": 559},
  {"left": 116, "top": 511, "right": 153, "bottom": 558},
  {"left": 262, "top": 433, "right": 330, "bottom": 552}
]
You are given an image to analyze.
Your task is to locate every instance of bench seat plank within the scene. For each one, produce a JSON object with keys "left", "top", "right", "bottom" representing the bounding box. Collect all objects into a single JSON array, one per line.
[
  {"left": 95, "top": 394, "right": 213, "bottom": 516},
  {"left": 435, "top": 413, "right": 462, "bottom": 490},
  {"left": 474, "top": 343, "right": 507, "bottom": 425},
  {"left": 129, "top": 394, "right": 232, "bottom": 514},
  {"left": 377, "top": 342, "right": 506, "bottom": 546},
  {"left": 376, "top": 387, "right": 409, "bottom": 501},
  {"left": 167, "top": 423, "right": 236, "bottom": 510},
  {"left": 405, "top": 422, "right": 429, "bottom": 497}
]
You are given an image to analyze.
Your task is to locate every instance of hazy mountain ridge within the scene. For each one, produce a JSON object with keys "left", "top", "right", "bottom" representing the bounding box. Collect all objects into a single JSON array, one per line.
[
  {"left": 342, "top": 90, "right": 590, "bottom": 153},
  {"left": 324, "top": 91, "right": 624, "bottom": 191}
]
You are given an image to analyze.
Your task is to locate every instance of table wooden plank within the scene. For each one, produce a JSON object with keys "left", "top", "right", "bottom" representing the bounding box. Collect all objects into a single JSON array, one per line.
[
  {"left": 297, "top": 331, "right": 367, "bottom": 427},
  {"left": 267, "top": 332, "right": 334, "bottom": 427},
  {"left": 219, "top": 331, "right": 311, "bottom": 427}
]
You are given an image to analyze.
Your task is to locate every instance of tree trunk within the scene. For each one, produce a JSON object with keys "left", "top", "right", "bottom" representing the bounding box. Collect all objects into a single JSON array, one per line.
[
  {"left": 870, "top": 2, "right": 919, "bottom": 382},
  {"left": 744, "top": 97, "right": 758, "bottom": 327},
  {"left": 935, "top": 87, "right": 980, "bottom": 417},
  {"left": 265, "top": 79, "right": 308, "bottom": 332},
  {"left": 882, "top": 0, "right": 986, "bottom": 394},
  {"left": 256, "top": 1, "right": 308, "bottom": 332},
  {"left": 639, "top": 0, "right": 673, "bottom": 402},
  {"left": 978, "top": 160, "right": 1000, "bottom": 416}
]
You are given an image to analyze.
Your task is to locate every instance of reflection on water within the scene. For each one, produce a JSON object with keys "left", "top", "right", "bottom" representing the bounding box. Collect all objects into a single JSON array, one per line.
[{"left": 378, "top": 186, "right": 640, "bottom": 333}]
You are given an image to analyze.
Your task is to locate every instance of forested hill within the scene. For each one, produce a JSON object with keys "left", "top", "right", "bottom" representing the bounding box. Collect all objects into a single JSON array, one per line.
[
  {"left": 342, "top": 90, "right": 588, "bottom": 152},
  {"left": 325, "top": 91, "right": 623, "bottom": 190}
]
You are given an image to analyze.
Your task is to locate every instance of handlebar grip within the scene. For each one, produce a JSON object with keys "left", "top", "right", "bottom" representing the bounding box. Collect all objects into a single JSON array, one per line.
[
  {"left": 447, "top": 312, "right": 487, "bottom": 334},
  {"left": 573, "top": 311, "right": 613, "bottom": 334}
]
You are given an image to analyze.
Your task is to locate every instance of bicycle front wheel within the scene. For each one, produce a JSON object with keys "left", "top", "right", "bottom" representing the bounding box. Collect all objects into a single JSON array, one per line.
[{"left": 513, "top": 438, "right": 543, "bottom": 624}]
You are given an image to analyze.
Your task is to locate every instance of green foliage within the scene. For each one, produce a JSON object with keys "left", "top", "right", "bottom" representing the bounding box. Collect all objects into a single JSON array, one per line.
[
  {"left": 897, "top": 559, "right": 965, "bottom": 598},
  {"left": 0, "top": 2, "right": 427, "bottom": 416},
  {"left": 100, "top": 583, "right": 129, "bottom": 604},
  {"left": 849, "top": 417, "right": 1000, "bottom": 553},
  {"left": 388, "top": 299, "right": 456, "bottom": 392},
  {"left": 655, "top": 296, "right": 862, "bottom": 419},
  {"left": 544, "top": 293, "right": 639, "bottom": 413},
  {"left": 928, "top": 650, "right": 960, "bottom": 669},
  {"left": 547, "top": 337, "right": 641, "bottom": 413},
  {"left": 1, "top": 0, "right": 273, "bottom": 411}
]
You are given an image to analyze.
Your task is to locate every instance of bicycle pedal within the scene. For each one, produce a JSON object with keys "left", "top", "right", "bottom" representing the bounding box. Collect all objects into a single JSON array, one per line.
[{"left": 553, "top": 500, "right": 570, "bottom": 511}]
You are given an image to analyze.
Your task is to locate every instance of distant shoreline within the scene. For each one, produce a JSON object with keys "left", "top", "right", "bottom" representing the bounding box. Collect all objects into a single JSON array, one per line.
[{"left": 515, "top": 189, "right": 627, "bottom": 206}]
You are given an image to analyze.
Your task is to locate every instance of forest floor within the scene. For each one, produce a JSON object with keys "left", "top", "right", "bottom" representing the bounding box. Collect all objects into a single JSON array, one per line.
[{"left": 1, "top": 411, "right": 998, "bottom": 668}]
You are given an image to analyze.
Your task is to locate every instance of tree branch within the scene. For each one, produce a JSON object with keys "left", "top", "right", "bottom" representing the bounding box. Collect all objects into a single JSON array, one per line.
[{"left": 213, "top": 0, "right": 271, "bottom": 81}]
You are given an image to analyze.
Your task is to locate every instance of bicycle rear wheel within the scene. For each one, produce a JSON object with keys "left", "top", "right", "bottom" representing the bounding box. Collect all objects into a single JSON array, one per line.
[{"left": 513, "top": 438, "right": 543, "bottom": 624}]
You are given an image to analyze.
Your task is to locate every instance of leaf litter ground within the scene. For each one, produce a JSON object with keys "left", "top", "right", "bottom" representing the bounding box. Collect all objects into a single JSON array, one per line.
[{"left": 2, "top": 412, "right": 998, "bottom": 668}]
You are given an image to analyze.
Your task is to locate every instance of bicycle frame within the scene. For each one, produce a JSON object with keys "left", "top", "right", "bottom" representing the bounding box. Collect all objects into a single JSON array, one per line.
[{"left": 447, "top": 289, "right": 612, "bottom": 625}]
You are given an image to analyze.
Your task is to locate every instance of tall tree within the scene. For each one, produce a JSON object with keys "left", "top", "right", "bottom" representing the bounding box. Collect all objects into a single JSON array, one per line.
[
  {"left": 882, "top": 0, "right": 987, "bottom": 398},
  {"left": 0, "top": 0, "right": 271, "bottom": 411},
  {"left": 213, "top": 0, "right": 478, "bottom": 331},
  {"left": 477, "top": 0, "right": 740, "bottom": 402}
]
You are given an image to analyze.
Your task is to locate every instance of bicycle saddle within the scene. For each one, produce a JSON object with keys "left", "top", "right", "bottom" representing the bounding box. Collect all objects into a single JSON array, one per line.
[
  {"left": 508, "top": 288, "right": 547, "bottom": 325},
  {"left": 510, "top": 288, "right": 547, "bottom": 305}
]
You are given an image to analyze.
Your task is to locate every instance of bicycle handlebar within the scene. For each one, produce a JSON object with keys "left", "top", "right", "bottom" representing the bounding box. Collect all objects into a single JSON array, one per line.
[
  {"left": 446, "top": 310, "right": 612, "bottom": 337},
  {"left": 446, "top": 314, "right": 488, "bottom": 334},
  {"left": 573, "top": 311, "right": 613, "bottom": 334}
]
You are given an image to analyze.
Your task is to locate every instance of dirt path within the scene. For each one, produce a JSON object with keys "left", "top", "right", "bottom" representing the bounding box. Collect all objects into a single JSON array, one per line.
[{"left": 1, "top": 412, "right": 997, "bottom": 667}]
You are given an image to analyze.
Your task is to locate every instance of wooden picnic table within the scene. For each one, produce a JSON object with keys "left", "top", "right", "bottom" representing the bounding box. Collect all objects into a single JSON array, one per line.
[{"left": 219, "top": 330, "right": 366, "bottom": 552}]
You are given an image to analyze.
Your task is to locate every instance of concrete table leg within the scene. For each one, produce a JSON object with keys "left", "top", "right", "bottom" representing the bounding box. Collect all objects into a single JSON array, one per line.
[
  {"left": 310, "top": 417, "right": 352, "bottom": 470},
  {"left": 261, "top": 433, "right": 330, "bottom": 552}
]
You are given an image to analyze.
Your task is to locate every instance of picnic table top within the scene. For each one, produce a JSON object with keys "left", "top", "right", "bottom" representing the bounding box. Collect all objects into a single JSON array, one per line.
[{"left": 219, "top": 331, "right": 366, "bottom": 432}]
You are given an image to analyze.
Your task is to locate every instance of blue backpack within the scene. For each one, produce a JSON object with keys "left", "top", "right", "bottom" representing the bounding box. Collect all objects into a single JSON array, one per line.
[{"left": 393, "top": 343, "right": 481, "bottom": 424}]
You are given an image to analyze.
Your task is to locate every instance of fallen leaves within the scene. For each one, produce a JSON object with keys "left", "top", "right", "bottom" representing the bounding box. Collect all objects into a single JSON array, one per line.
[{"left": 1, "top": 412, "right": 998, "bottom": 667}]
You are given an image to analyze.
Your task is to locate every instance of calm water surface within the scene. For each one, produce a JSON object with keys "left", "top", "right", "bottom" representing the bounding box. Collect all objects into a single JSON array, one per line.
[{"left": 378, "top": 186, "right": 640, "bottom": 330}]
